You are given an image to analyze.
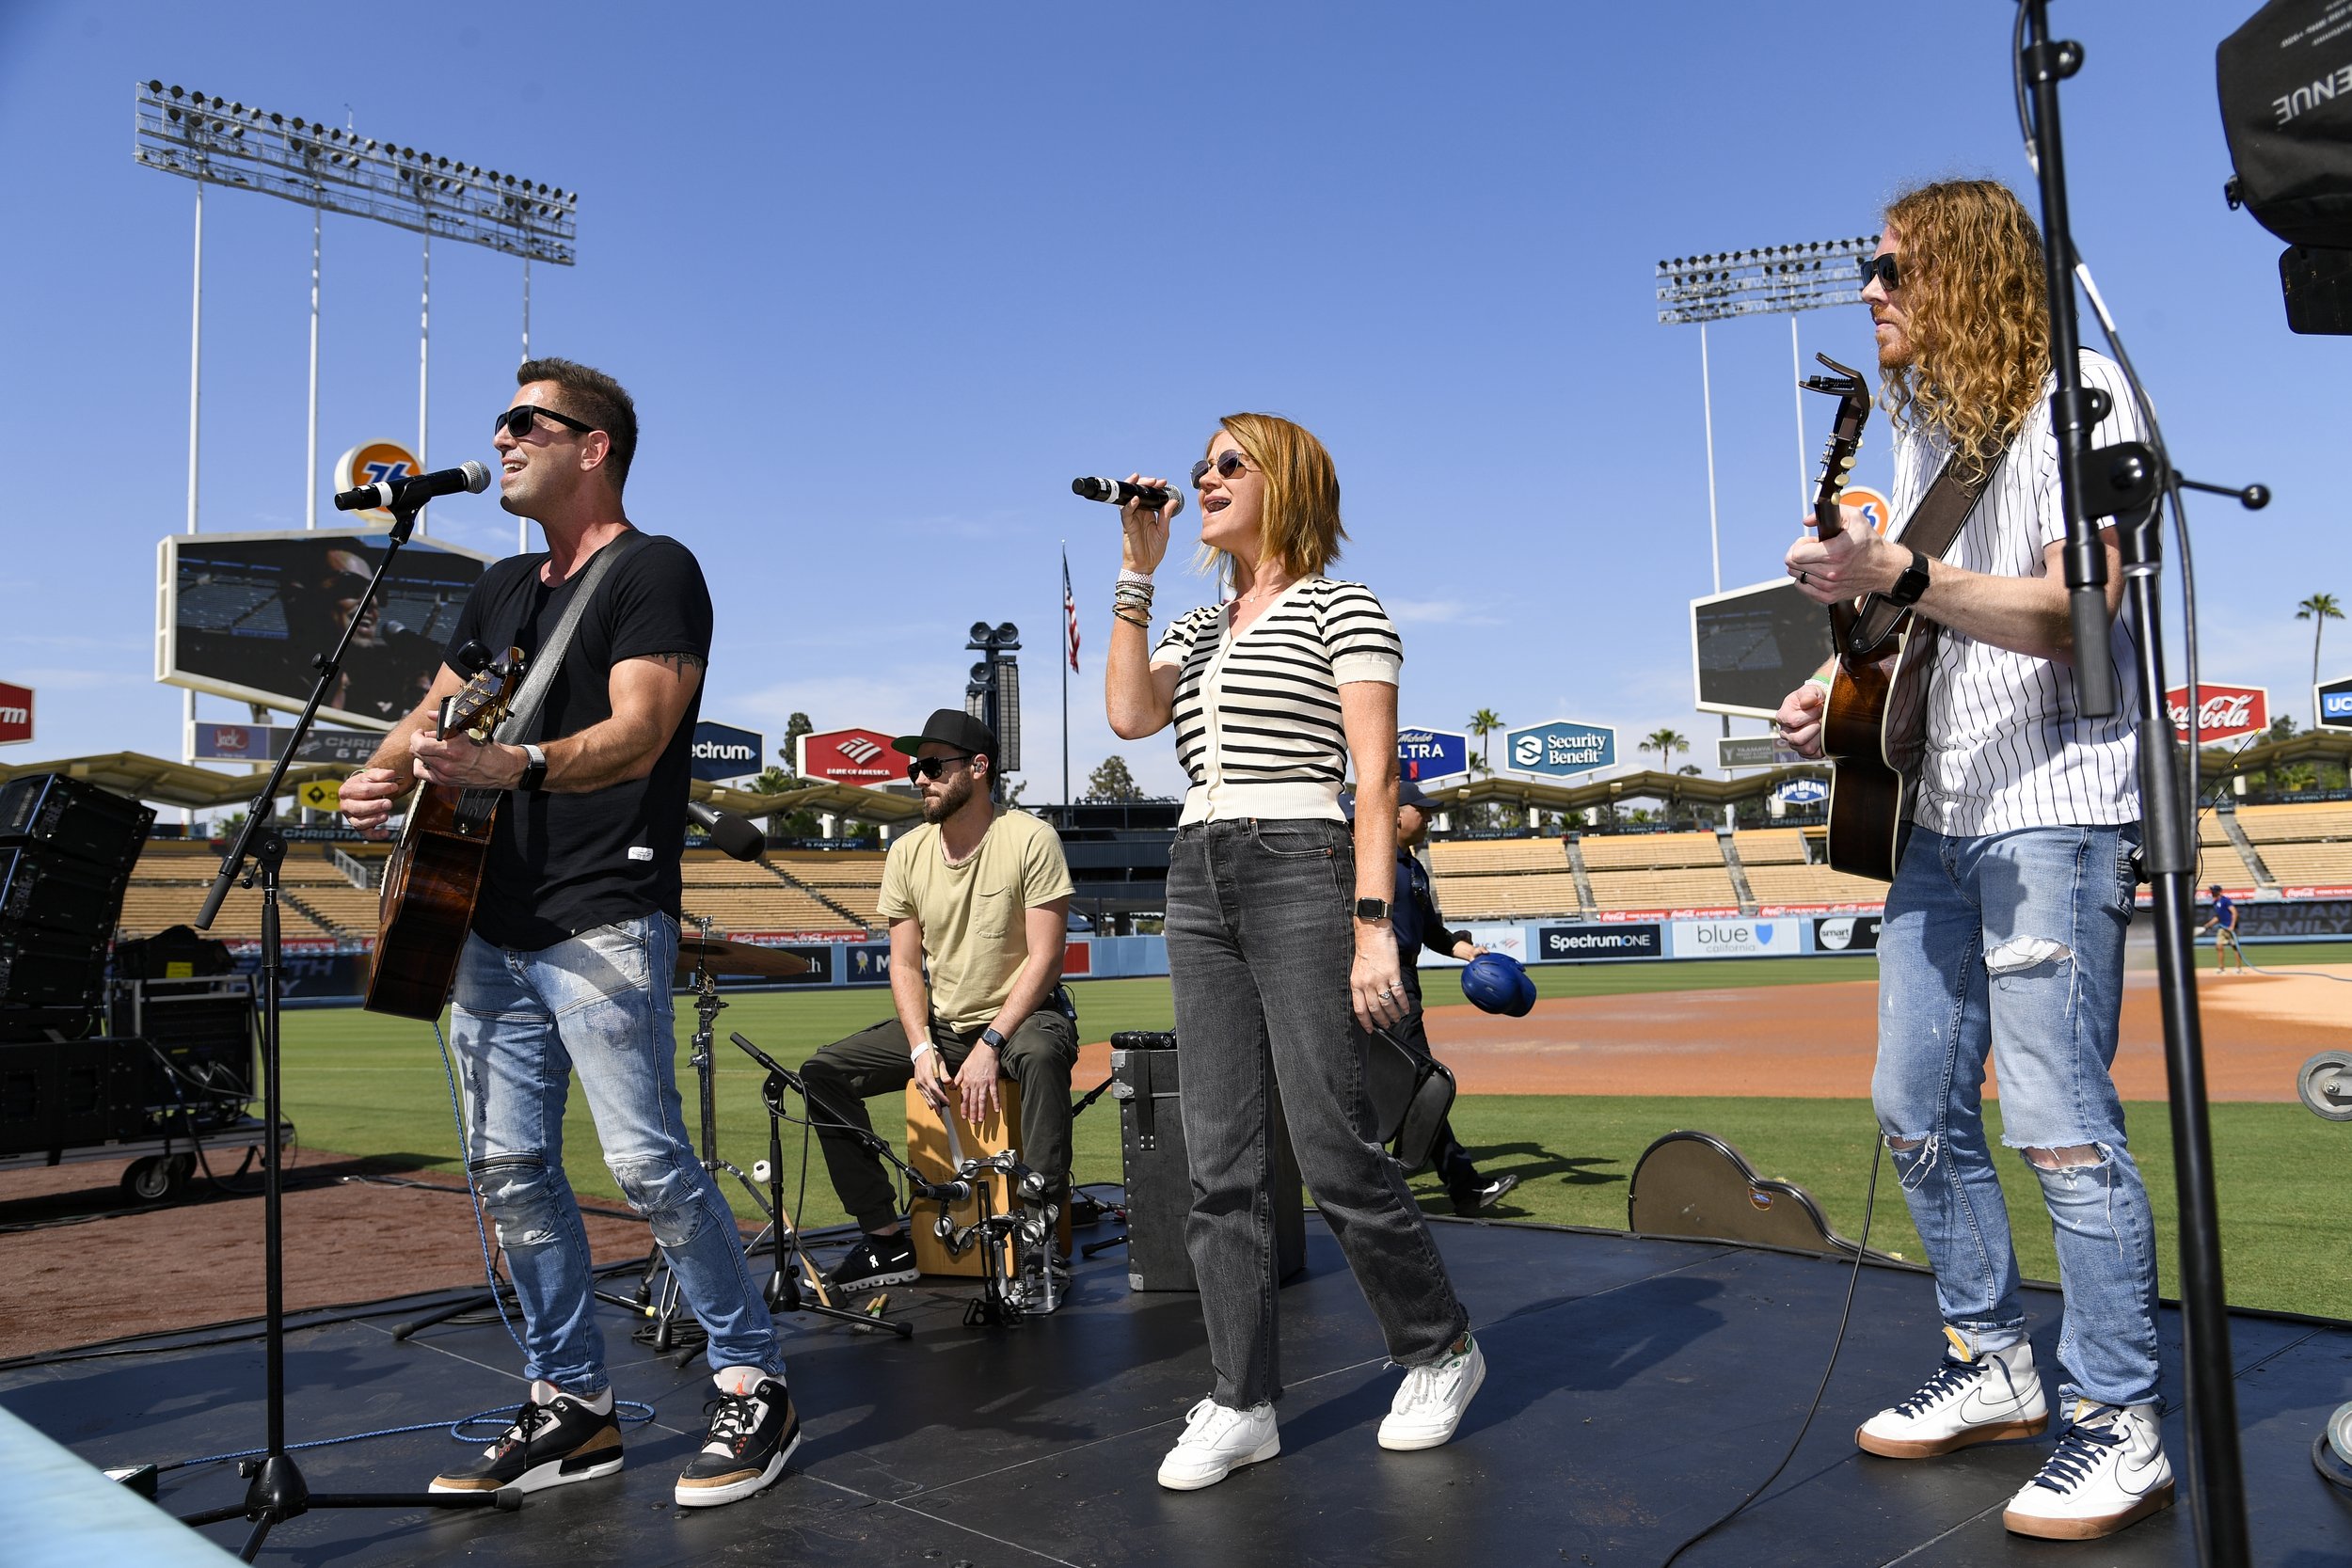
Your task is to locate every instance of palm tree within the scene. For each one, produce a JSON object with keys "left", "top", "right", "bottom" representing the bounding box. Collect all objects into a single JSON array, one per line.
[
  {"left": 1467, "top": 708, "right": 1504, "bottom": 774},
  {"left": 2297, "top": 594, "right": 2344, "bottom": 723},
  {"left": 1639, "top": 728, "right": 1691, "bottom": 771}
]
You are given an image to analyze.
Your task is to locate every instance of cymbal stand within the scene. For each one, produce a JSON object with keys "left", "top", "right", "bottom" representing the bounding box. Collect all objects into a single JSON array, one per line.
[{"left": 608, "top": 921, "right": 775, "bottom": 1352}]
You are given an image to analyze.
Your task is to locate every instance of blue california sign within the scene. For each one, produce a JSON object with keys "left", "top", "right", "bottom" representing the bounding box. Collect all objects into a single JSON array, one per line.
[
  {"left": 1502, "top": 719, "right": 1616, "bottom": 779},
  {"left": 1398, "top": 726, "right": 1470, "bottom": 781}
]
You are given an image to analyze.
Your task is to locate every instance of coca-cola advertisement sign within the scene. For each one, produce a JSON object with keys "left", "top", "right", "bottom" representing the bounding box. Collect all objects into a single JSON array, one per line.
[
  {"left": 2164, "top": 684, "right": 2269, "bottom": 744},
  {"left": 797, "top": 726, "right": 902, "bottom": 785}
]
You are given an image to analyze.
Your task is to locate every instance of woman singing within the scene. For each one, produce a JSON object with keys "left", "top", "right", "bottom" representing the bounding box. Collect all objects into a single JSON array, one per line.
[{"left": 1104, "top": 412, "right": 1483, "bottom": 1491}]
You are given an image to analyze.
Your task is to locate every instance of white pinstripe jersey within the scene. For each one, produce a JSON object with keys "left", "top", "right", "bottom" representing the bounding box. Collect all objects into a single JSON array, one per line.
[{"left": 1885, "top": 350, "right": 2142, "bottom": 836}]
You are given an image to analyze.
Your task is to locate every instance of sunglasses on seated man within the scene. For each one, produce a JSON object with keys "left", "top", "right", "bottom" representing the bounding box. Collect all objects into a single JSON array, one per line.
[{"left": 906, "top": 752, "right": 976, "bottom": 783}]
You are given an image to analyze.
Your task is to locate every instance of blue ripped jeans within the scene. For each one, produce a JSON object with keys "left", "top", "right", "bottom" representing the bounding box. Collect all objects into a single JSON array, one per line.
[
  {"left": 451, "top": 913, "right": 783, "bottom": 1393},
  {"left": 1873, "top": 823, "right": 2161, "bottom": 1410}
]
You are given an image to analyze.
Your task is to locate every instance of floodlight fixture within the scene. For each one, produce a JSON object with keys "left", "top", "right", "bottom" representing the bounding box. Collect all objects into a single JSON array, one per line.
[
  {"left": 1654, "top": 235, "right": 1879, "bottom": 325},
  {"left": 134, "top": 79, "right": 577, "bottom": 265}
]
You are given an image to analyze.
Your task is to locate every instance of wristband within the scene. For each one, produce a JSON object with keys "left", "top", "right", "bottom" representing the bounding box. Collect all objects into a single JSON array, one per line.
[
  {"left": 910, "top": 1041, "right": 937, "bottom": 1064},
  {"left": 1806, "top": 674, "right": 1835, "bottom": 690},
  {"left": 516, "top": 743, "right": 548, "bottom": 792},
  {"left": 1116, "top": 567, "right": 1155, "bottom": 588}
]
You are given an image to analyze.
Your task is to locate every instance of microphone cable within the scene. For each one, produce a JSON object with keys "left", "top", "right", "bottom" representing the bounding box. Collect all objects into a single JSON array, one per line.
[{"left": 1659, "top": 1137, "right": 1883, "bottom": 1567}]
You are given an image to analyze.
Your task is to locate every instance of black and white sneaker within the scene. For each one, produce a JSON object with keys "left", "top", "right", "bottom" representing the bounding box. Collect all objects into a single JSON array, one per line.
[
  {"left": 429, "top": 1382, "right": 623, "bottom": 1495},
  {"left": 675, "top": 1375, "right": 801, "bottom": 1508},
  {"left": 1452, "top": 1174, "right": 1520, "bottom": 1216},
  {"left": 830, "top": 1232, "right": 919, "bottom": 1292}
]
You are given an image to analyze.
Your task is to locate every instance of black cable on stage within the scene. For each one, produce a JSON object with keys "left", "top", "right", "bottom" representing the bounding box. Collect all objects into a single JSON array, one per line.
[{"left": 1658, "top": 1139, "right": 1883, "bottom": 1567}]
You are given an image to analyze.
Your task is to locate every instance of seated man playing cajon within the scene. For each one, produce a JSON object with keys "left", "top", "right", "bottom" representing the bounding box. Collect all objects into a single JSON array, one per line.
[{"left": 801, "top": 709, "right": 1078, "bottom": 1296}]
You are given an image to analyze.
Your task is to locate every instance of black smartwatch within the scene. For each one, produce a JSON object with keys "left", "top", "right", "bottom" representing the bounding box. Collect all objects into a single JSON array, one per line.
[
  {"left": 516, "top": 743, "right": 548, "bottom": 792},
  {"left": 978, "top": 1026, "right": 1007, "bottom": 1053},
  {"left": 1353, "top": 896, "right": 1393, "bottom": 922},
  {"left": 1886, "top": 548, "right": 1932, "bottom": 608}
]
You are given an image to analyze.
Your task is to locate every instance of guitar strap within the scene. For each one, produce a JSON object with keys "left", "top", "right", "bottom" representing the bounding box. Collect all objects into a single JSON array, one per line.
[
  {"left": 492, "top": 529, "right": 650, "bottom": 746},
  {"left": 1845, "top": 452, "right": 1996, "bottom": 657},
  {"left": 451, "top": 531, "right": 649, "bottom": 824}
]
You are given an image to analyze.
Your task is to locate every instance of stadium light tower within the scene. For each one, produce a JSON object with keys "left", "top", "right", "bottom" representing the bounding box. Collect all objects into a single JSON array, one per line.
[
  {"left": 965, "top": 622, "right": 1023, "bottom": 803},
  {"left": 133, "top": 78, "right": 579, "bottom": 550},
  {"left": 1654, "top": 236, "right": 1877, "bottom": 594}
]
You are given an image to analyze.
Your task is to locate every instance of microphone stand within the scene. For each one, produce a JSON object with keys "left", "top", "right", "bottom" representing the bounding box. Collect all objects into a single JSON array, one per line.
[
  {"left": 2021, "top": 7, "right": 2249, "bottom": 1563},
  {"left": 724, "top": 1031, "right": 914, "bottom": 1338},
  {"left": 180, "top": 495, "right": 512, "bottom": 1555}
]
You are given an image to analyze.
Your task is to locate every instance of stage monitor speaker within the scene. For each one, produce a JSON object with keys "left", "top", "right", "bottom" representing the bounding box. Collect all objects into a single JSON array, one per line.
[
  {"left": 0, "top": 846, "right": 135, "bottom": 944},
  {"left": 0, "top": 925, "right": 110, "bottom": 1010},
  {"left": 0, "top": 1037, "right": 142, "bottom": 1159},
  {"left": 1112, "top": 1035, "right": 1306, "bottom": 1291},
  {"left": 0, "top": 774, "right": 155, "bottom": 873}
]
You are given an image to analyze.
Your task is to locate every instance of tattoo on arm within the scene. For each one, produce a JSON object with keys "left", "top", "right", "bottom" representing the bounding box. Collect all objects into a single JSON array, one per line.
[{"left": 648, "top": 652, "right": 707, "bottom": 675}]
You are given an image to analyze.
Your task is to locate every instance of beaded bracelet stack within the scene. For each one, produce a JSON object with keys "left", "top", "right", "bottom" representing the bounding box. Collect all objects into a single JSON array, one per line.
[{"left": 1112, "top": 568, "right": 1154, "bottom": 630}]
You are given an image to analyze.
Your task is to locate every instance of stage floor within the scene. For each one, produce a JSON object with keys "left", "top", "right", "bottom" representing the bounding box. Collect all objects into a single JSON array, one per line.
[{"left": 5, "top": 1218, "right": 2349, "bottom": 1566}]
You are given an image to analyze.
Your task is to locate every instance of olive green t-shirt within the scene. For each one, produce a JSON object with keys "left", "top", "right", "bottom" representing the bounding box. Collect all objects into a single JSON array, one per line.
[{"left": 877, "top": 807, "right": 1075, "bottom": 1033}]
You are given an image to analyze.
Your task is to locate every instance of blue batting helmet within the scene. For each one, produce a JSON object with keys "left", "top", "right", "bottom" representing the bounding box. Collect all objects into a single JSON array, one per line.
[{"left": 1461, "top": 952, "right": 1535, "bottom": 1017}]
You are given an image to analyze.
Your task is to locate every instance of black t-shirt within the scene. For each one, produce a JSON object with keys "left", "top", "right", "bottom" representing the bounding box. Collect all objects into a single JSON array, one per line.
[{"left": 442, "top": 531, "right": 712, "bottom": 951}]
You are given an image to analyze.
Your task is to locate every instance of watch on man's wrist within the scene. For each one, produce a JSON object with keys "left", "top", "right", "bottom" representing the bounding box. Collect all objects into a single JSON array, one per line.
[
  {"left": 978, "top": 1026, "right": 1007, "bottom": 1053},
  {"left": 1353, "top": 897, "right": 1393, "bottom": 923},
  {"left": 1886, "top": 548, "right": 1932, "bottom": 609},
  {"left": 516, "top": 743, "right": 548, "bottom": 793}
]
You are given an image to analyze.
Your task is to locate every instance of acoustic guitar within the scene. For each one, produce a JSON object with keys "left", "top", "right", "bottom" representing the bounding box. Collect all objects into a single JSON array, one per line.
[
  {"left": 1802, "top": 355, "right": 1937, "bottom": 883},
  {"left": 364, "top": 648, "right": 525, "bottom": 1019}
]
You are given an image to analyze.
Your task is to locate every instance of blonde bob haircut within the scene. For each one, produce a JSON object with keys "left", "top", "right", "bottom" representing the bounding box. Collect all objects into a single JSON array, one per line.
[{"left": 1198, "top": 412, "right": 1347, "bottom": 584}]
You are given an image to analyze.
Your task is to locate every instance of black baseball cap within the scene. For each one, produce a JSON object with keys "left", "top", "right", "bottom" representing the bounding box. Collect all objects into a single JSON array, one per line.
[{"left": 892, "top": 707, "right": 998, "bottom": 763}]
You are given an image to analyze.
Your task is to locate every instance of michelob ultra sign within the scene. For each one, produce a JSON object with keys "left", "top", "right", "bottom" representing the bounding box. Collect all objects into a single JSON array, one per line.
[{"left": 2164, "top": 684, "right": 2268, "bottom": 744}]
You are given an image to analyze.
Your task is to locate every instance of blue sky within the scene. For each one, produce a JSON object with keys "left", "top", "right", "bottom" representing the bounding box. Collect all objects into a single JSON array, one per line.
[{"left": 2, "top": 2, "right": 2344, "bottom": 808}]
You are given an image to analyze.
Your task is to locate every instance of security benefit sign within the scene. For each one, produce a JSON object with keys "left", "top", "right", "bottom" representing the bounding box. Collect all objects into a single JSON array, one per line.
[
  {"left": 691, "top": 721, "right": 765, "bottom": 783},
  {"left": 1398, "top": 726, "right": 1469, "bottom": 783},
  {"left": 1670, "top": 917, "right": 1802, "bottom": 958},
  {"left": 0, "top": 681, "right": 30, "bottom": 746},
  {"left": 2318, "top": 674, "right": 2352, "bottom": 733},
  {"left": 1535, "top": 922, "right": 1664, "bottom": 961},
  {"left": 2165, "top": 683, "right": 2268, "bottom": 745},
  {"left": 1811, "top": 914, "right": 1882, "bottom": 953},
  {"left": 1503, "top": 720, "right": 1616, "bottom": 779}
]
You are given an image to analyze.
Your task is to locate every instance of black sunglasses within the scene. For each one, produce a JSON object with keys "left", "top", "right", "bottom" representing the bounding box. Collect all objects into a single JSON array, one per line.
[
  {"left": 906, "top": 752, "right": 974, "bottom": 783},
  {"left": 1189, "top": 451, "right": 1248, "bottom": 489},
  {"left": 494, "top": 404, "right": 596, "bottom": 441},
  {"left": 1859, "top": 254, "right": 1902, "bottom": 290}
]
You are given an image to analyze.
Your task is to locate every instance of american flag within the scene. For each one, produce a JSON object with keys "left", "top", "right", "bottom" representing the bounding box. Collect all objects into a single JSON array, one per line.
[{"left": 1062, "top": 547, "right": 1080, "bottom": 673}]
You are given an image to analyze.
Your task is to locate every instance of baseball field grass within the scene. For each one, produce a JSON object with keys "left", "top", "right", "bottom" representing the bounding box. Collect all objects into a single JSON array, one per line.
[{"left": 274, "top": 942, "right": 2352, "bottom": 1321}]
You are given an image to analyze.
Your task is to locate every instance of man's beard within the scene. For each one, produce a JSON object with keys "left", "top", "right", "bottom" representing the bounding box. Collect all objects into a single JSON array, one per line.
[{"left": 921, "top": 777, "right": 973, "bottom": 823}]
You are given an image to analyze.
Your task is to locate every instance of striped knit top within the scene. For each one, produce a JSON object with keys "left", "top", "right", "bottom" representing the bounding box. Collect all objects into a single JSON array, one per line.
[{"left": 1151, "top": 578, "right": 1403, "bottom": 825}]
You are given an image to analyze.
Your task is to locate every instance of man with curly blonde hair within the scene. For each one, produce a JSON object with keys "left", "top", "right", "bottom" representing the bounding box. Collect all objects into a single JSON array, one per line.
[{"left": 1772, "top": 180, "right": 2169, "bottom": 1542}]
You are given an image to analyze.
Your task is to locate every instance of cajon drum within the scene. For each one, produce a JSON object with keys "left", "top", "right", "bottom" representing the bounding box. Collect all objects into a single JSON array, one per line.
[{"left": 905, "top": 1080, "right": 1073, "bottom": 1278}]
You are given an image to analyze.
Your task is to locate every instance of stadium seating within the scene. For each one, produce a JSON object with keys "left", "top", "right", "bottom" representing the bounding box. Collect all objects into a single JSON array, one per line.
[
  {"left": 1578, "top": 832, "right": 1722, "bottom": 870},
  {"left": 769, "top": 850, "right": 885, "bottom": 924},
  {"left": 1585, "top": 865, "right": 1739, "bottom": 912},
  {"left": 2233, "top": 801, "right": 2352, "bottom": 888}
]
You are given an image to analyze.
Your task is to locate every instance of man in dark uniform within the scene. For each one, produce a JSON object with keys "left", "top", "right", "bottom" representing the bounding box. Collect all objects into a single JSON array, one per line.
[
  {"left": 1351, "top": 779, "right": 1518, "bottom": 1215},
  {"left": 342, "top": 358, "right": 797, "bottom": 1510}
]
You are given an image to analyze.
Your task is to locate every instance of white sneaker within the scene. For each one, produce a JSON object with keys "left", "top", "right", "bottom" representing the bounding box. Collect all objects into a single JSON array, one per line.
[
  {"left": 1156, "top": 1398, "right": 1279, "bottom": 1491},
  {"left": 1857, "top": 1328, "right": 2048, "bottom": 1458},
  {"left": 2004, "top": 1401, "right": 2174, "bottom": 1539},
  {"left": 1377, "top": 1333, "right": 1485, "bottom": 1451}
]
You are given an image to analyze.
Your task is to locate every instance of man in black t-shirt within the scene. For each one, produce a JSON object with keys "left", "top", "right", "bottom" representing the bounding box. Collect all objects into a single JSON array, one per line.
[{"left": 342, "top": 358, "right": 797, "bottom": 1511}]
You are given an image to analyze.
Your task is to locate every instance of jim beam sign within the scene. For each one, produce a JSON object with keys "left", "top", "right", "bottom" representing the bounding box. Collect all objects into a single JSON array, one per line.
[{"left": 2165, "top": 684, "right": 2269, "bottom": 745}]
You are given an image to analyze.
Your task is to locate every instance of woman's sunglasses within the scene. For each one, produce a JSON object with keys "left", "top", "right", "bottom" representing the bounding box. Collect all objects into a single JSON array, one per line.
[
  {"left": 906, "top": 753, "right": 974, "bottom": 783},
  {"left": 494, "top": 404, "right": 596, "bottom": 441},
  {"left": 1189, "top": 451, "right": 1248, "bottom": 489},
  {"left": 1859, "top": 254, "right": 1902, "bottom": 290}
]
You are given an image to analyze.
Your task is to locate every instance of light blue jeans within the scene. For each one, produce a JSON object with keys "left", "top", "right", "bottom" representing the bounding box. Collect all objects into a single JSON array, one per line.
[
  {"left": 1873, "top": 823, "right": 2161, "bottom": 1410},
  {"left": 451, "top": 912, "right": 783, "bottom": 1393}
]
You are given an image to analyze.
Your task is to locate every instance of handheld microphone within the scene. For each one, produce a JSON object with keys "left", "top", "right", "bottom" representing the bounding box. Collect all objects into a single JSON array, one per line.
[
  {"left": 688, "top": 800, "right": 766, "bottom": 862},
  {"left": 335, "top": 460, "right": 493, "bottom": 514},
  {"left": 1072, "top": 476, "right": 1184, "bottom": 516}
]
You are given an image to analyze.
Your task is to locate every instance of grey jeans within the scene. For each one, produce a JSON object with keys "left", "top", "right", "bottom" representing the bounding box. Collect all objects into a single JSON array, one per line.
[
  {"left": 800, "top": 1008, "right": 1078, "bottom": 1234},
  {"left": 1166, "top": 817, "right": 1470, "bottom": 1408}
]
